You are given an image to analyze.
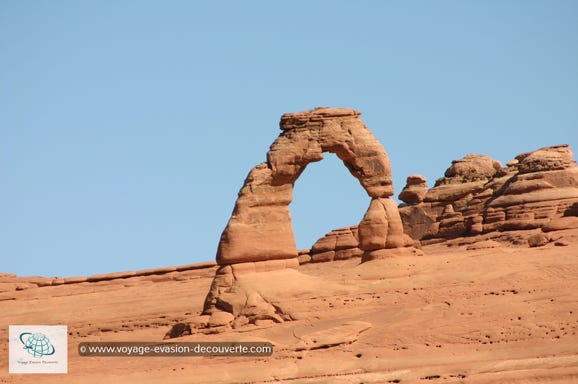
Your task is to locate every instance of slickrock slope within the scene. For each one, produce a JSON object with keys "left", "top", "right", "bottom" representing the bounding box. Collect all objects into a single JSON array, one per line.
[
  {"left": 204, "top": 107, "right": 415, "bottom": 328},
  {"left": 399, "top": 144, "right": 578, "bottom": 243},
  {"left": 2, "top": 228, "right": 577, "bottom": 383}
]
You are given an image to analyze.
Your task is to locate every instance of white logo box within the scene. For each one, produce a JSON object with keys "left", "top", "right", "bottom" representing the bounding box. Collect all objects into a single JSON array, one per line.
[{"left": 9, "top": 325, "right": 68, "bottom": 374}]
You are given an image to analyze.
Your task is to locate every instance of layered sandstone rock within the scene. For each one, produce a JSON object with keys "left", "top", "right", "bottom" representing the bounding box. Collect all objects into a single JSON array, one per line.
[
  {"left": 358, "top": 198, "right": 406, "bottom": 261},
  {"left": 399, "top": 145, "right": 578, "bottom": 243},
  {"left": 436, "top": 204, "right": 467, "bottom": 239},
  {"left": 399, "top": 174, "right": 428, "bottom": 204},
  {"left": 515, "top": 144, "right": 576, "bottom": 174},
  {"left": 309, "top": 226, "right": 362, "bottom": 263},
  {"left": 438, "top": 154, "right": 503, "bottom": 184},
  {"left": 307, "top": 222, "right": 419, "bottom": 264},
  {"left": 216, "top": 107, "right": 395, "bottom": 267},
  {"left": 216, "top": 163, "right": 296, "bottom": 265},
  {"left": 271, "top": 108, "right": 394, "bottom": 197},
  {"left": 204, "top": 107, "right": 410, "bottom": 327}
]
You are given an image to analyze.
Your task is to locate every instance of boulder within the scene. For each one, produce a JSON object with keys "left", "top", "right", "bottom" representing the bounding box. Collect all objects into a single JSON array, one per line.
[
  {"left": 399, "top": 174, "right": 428, "bottom": 204},
  {"left": 528, "top": 233, "right": 550, "bottom": 248},
  {"left": 358, "top": 198, "right": 404, "bottom": 252},
  {"left": 399, "top": 205, "right": 436, "bottom": 240},
  {"left": 435, "top": 154, "right": 502, "bottom": 185},
  {"left": 515, "top": 144, "right": 576, "bottom": 174}
]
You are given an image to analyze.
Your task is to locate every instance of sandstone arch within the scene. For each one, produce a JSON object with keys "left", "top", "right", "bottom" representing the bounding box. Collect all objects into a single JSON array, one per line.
[
  {"left": 203, "top": 107, "right": 410, "bottom": 327},
  {"left": 217, "top": 107, "right": 402, "bottom": 266}
]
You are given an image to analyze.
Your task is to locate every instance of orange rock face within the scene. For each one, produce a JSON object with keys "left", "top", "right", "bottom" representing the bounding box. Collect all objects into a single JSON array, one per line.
[
  {"left": 309, "top": 226, "right": 362, "bottom": 263},
  {"left": 206, "top": 107, "right": 409, "bottom": 326},
  {"left": 398, "top": 174, "right": 428, "bottom": 204},
  {"left": 399, "top": 144, "right": 578, "bottom": 242},
  {"left": 358, "top": 198, "right": 405, "bottom": 251},
  {"left": 216, "top": 163, "right": 297, "bottom": 265},
  {"left": 3, "top": 228, "right": 577, "bottom": 383},
  {"left": 217, "top": 107, "right": 396, "bottom": 266}
]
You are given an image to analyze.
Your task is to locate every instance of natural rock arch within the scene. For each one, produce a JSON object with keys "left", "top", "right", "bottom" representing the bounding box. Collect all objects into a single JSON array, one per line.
[
  {"left": 216, "top": 107, "right": 403, "bottom": 266},
  {"left": 203, "top": 107, "right": 411, "bottom": 327}
]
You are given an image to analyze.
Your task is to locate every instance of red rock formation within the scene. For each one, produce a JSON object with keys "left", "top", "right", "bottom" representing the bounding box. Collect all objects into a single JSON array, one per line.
[
  {"left": 0, "top": 262, "right": 218, "bottom": 294},
  {"left": 216, "top": 107, "right": 396, "bottom": 266},
  {"left": 358, "top": 198, "right": 406, "bottom": 261},
  {"left": 204, "top": 107, "right": 411, "bottom": 327},
  {"left": 398, "top": 174, "right": 428, "bottom": 204},
  {"left": 399, "top": 145, "right": 578, "bottom": 243},
  {"left": 307, "top": 224, "right": 423, "bottom": 265},
  {"left": 309, "top": 226, "right": 362, "bottom": 263},
  {"left": 215, "top": 163, "right": 297, "bottom": 265},
  {"left": 436, "top": 204, "right": 467, "bottom": 239}
]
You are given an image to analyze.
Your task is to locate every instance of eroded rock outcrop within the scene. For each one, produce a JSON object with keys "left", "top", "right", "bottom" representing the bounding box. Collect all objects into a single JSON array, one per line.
[
  {"left": 399, "top": 145, "right": 578, "bottom": 243},
  {"left": 215, "top": 107, "right": 395, "bottom": 267},
  {"left": 203, "top": 107, "right": 411, "bottom": 328},
  {"left": 309, "top": 226, "right": 362, "bottom": 263},
  {"left": 306, "top": 222, "right": 419, "bottom": 264},
  {"left": 399, "top": 174, "right": 428, "bottom": 204},
  {"left": 358, "top": 198, "right": 406, "bottom": 261}
]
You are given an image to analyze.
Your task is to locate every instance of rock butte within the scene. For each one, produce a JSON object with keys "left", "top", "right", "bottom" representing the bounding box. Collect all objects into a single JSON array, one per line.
[
  {"left": 203, "top": 107, "right": 418, "bottom": 327},
  {"left": 398, "top": 144, "right": 578, "bottom": 243}
]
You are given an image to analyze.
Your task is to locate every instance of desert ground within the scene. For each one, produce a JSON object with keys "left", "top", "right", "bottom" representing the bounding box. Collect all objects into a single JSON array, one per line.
[{"left": 1, "top": 228, "right": 577, "bottom": 384}]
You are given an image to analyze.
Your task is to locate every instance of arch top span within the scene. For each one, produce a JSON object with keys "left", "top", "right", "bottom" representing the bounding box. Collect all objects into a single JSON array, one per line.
[
  {"left": 267, "top": 107, "right": 393, "bottom": 197},
  {"left": 216, "top": 107, "right": 401, "bottom": 266}
]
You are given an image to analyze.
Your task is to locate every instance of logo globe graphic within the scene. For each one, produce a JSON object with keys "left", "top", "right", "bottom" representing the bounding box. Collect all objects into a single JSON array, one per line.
[{"left": 19, "top": 332, "right": 56, "bottom": 357}]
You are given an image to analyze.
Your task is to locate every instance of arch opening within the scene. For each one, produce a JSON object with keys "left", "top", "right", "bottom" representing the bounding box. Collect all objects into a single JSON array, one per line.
[
  {"left": 290, "top": 152, "right": 369, "bottom": 251},
  {"left": 203, "top": 107, "right": 413, "bottom": 326},
  {"left": 215, "top": 107, "right": 402, "bottom": 266}
]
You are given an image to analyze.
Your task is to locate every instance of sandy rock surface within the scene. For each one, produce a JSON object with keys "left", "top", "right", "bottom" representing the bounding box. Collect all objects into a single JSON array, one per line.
[{"left": 2, "top": 228, "right": 577, "bottom": 383}]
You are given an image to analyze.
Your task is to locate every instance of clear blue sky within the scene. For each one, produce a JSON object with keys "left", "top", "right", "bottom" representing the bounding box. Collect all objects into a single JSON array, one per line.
[{"left": 1, "top": 1, "right": 577, "bottom": 277}]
